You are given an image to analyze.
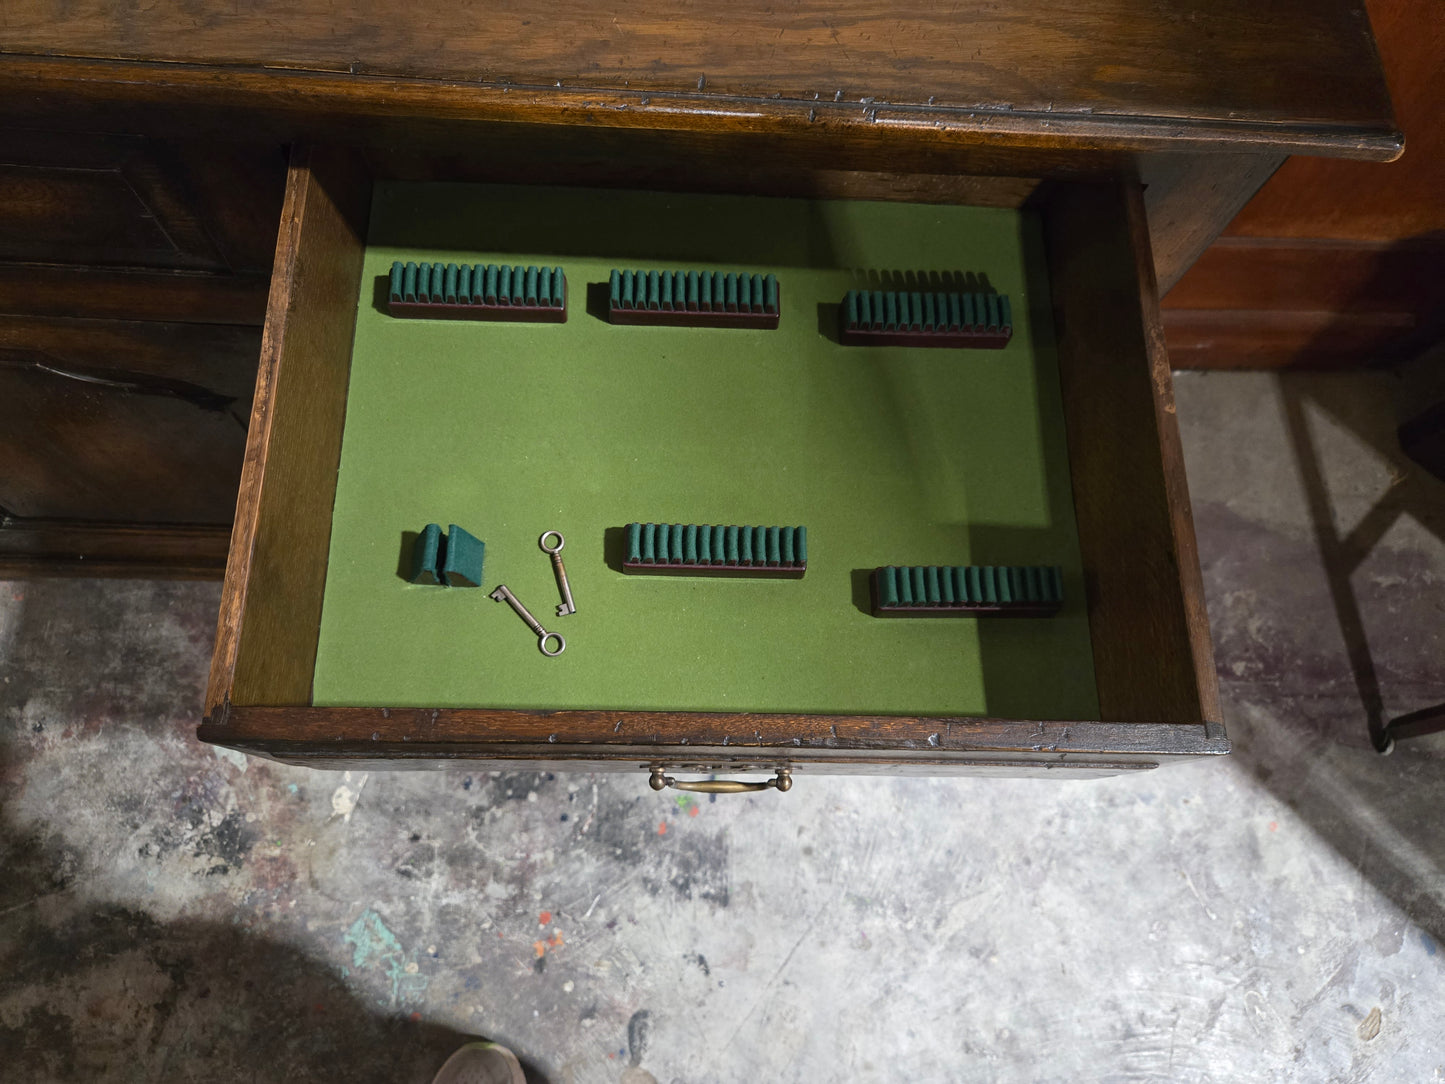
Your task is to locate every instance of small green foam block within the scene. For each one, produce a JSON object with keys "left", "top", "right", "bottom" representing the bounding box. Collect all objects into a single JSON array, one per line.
[
  {"left": 409, "top": 523, "right": 443, "bottom": 584},
  {"left": 441, "top": 525, "right": 485, "bottom": 587}
]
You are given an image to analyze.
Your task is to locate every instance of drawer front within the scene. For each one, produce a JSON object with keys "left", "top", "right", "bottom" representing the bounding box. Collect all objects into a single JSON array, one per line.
[
  {"left": 0, "top": 130, "right": 284, "bottom": 274},
  {"left": 200, "top": 706, "right": 1228, "bottom": 778},
  {"left": 199, "top": 144, "right": 1225, "bottom": 778},
  {"left": 0, "top": 130, "right": 283, "bottom": 576},
  {"left": 0, "top": 316, "right": 257, "bottom": 522}
]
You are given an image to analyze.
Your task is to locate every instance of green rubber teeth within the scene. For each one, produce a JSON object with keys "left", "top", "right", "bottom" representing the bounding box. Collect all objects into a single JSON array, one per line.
[
  {"left": 841, "top": 288, "right": 1011, "bottom": 334},
  {"left": 624, "top": 523, "right": 807, "bottom": 577},
  {"left": 872, "top": 565, "right": 1062, "bottom": 615},
  {"left": 389, "top": 262, "right": 567, "bottom": 309},
  {"left": 608, "top": 270, "right": 780, "bottom": 315}
]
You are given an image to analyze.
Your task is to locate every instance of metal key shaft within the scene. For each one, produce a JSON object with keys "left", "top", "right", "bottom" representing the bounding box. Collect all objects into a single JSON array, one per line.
[
  {"left": 539, "top": 531, "right": 576, "bottom": 616},
  {"left": 489, "top": 584, "right": 565, "bottom": 656}
]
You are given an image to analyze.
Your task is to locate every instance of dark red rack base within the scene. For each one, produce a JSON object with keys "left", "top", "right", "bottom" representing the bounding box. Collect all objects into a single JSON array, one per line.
[
  {"left": 609, "top": 307, "right": 779, "bottom": 329},
  {"left": 623, "top": 560, "right": 805, "bottom": 579},
  {"left": 839, "top": 322, "right": 1011, "bottom": 349},
  {"left": 388, "top": 293, "right": 568, "bottom": 323},
  {"left": 868, "top": 575, "right": 1058, "bottom": 617}
]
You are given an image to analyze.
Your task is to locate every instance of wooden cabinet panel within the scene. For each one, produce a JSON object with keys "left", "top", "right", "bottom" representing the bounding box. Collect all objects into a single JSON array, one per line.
[
  {"left": 0, "top": 131, "right": 285, "bottom": 275},
  {"left": 0, "top": 130, "right": 282, "bottom": 574},
  {"left": 0, "top": 0, "right": 1399, "bottom": 154},
  {"left": 1162, "top": 238, "right": 1445, "bottom": 369},
  {"left": 1162, "top": 0, "right": 1442, "bottom": 368},
  {"left": 0, "top": 163, "right": 175, "bottom": 263},
  {"left": 0, "top": 264, "right": 270, "bottom": 325},
  {"left": 0, "top": 519, "right": 232, "bottom": 578},
  {"left": 1220, "top": 0, "right": 1443, "bottom": 243},
  {"left": 0, "top": 316, "right": 258, "bottom": 523}
]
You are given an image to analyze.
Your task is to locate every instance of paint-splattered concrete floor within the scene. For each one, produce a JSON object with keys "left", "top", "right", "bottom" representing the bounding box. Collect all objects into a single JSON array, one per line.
[{"left": 3, "top": 370, "right": 1445, "bottom": 1083}]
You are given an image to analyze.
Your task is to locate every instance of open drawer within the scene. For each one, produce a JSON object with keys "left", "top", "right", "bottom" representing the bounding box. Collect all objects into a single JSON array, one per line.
[{"left": 198, "top": 144, "right": 1226, "bottom": 782}]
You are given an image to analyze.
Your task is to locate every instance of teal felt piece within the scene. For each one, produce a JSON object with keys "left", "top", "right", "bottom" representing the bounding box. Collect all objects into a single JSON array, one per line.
[
  {"left": 408, "top": 523, "right": 442, "bottom": 584},
  {"left": 441, "top": 525, "right": 485, "bottom": 587}
]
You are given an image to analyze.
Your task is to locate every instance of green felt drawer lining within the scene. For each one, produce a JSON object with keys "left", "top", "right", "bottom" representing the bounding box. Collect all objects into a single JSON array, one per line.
[{"left": 310, "top": 181, "right": 1099, "bottom": 721}]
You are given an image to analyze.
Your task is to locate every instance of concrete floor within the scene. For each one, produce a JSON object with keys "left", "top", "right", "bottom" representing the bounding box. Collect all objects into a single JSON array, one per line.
[{"left": 3, "top": 370, "right": 1444, "bottom": 1083}]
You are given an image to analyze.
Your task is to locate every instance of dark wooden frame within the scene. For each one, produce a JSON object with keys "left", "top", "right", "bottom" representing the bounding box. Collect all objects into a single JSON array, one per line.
[
  {"left": 196, "top": 143, "right": 1227, "bottom": 778},
  {"left": 0, "top": 41, "right": 1399, "bottom": 299},
  {"left": 0, "top": 518, "right": 232, "bottom": 578}
]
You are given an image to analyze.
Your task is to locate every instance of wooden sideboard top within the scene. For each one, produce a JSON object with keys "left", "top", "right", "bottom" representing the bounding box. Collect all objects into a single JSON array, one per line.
[{"left": 0, "top": 0, "right": 1400, "bottom": 160}]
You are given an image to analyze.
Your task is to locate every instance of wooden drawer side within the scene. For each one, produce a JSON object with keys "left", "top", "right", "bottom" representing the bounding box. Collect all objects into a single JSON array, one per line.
[
  {"left": 206, "top": 145, "right": 370, "bottom": 714},
  {"left": 1043, "top": 180, "right": 1222, "bottom": 726}
]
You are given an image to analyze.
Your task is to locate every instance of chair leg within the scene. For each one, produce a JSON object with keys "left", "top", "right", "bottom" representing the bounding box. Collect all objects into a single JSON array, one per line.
[{"left": 1378, "top": 702, "right": 1445, "bottom": 754}]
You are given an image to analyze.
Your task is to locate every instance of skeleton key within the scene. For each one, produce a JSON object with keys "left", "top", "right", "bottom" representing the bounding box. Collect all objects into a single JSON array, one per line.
[
  {"left": 489, "top": 584, "right": 566, "bottom": 656},
  {"left": 539, "top": 531, "right": 576, "bottom": 616}
]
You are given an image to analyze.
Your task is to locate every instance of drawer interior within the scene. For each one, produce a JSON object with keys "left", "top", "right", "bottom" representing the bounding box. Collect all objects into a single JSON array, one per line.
[
  {"left": 202, "top": 145, "right": 1223, "bottom": 774},
  {"left": 312, "top": 180, "right": 1098, "bottom": 721}
]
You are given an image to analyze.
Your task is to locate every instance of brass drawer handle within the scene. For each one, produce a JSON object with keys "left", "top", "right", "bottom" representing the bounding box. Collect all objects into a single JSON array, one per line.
[{"left": 649, "top": 766, "right": 792, "bottom": 794}]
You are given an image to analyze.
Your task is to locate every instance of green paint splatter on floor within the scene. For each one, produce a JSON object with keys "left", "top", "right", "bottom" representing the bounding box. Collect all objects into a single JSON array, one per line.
[{"left": 345, "top": 909, "right": 429, "bottom": 1008}]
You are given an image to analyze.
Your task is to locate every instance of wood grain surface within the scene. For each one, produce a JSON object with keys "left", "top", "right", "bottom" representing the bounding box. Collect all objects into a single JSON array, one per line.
[
  {"left": 1164, "top": 236, "right": 1445, "bottom": 368},
  {"left": 1142, "top": 153, "right": 1286, "bottom": 297},
  {"left": 0, "top": 3, "right": 1400, "bottom": 159},
  {"left": 0, "top": 316, "right": 258, "bottom": 522},
  {"left": 0, "top": 265, "right": 270, "bottom": 325},
  {"left": 0, "top": 518, "right": 231, "bottom": 578},
  {"left": 200, "top": 704, "right": 1229, "bottom": 775},
  {"left": 1162, "top": 308, "right": 1427, "bottom": 370},
  {"left": 0, "top": 129, "right": 286, "bottom": 273},
  {"left": 1041, "top": 179, "right": 1221, "bottom": 725},
  {"left": 1221, "top": 0, "right": 1442, "bottom": 241},
  {"left": 207, "top": 145, "right": 370, "bottom": 714},
  {"left": 1158, "top": 0, "right": 1442, "bottom": 368}
]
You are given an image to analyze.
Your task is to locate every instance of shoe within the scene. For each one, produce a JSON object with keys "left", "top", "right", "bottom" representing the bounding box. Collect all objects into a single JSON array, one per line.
[{"left": 430, "top": 1041, "right": 527, "bottom": 1084}]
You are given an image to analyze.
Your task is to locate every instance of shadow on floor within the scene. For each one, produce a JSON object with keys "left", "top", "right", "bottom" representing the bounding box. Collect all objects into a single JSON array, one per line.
[
  {"left": 1189, "top": 346, "right": 1445, "bottom": 943},
  {"left": 0, "top": 586, "right": 551, "bottom": 1084},
  {"left": 1276, "top": 359, "right": 1445, "bottom": 751},
  {"left": 0, "top": 753, "right": 536, "bottom": 1082},
  {"left": 0, "top": 788, "right": 554, "bottom": 1082}
]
